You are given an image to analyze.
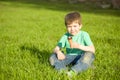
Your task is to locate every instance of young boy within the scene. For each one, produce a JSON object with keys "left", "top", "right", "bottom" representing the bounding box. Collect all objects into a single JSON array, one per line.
[{"left": 49, "top": 11, "right": 95, "bottom": 76}]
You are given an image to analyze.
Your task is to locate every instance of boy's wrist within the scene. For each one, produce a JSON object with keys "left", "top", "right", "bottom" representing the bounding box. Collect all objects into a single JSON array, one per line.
[{"left": 56, "top": 50, "right": 62, "bottom": 54}]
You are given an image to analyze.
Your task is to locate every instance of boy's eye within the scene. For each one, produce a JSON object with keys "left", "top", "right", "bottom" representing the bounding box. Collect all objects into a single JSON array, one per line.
[{"left": 67, "top": 26, "right": 71, "bottom": 28}]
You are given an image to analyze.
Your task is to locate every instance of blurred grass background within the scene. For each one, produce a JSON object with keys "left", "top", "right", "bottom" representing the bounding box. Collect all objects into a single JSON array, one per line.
[{"left": 0, "top": 0, "right": 120, "bottom": 80}]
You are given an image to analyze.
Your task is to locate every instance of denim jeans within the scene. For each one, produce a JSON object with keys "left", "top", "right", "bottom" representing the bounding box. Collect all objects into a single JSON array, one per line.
[{"left": 49, "top": 52, "right": 95, "bottom": 74}]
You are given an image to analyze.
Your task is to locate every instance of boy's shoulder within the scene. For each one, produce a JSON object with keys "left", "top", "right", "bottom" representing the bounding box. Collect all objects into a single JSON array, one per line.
[
  {"left": 80, "top": 30, "right": 89, "bottom": 35},
  {"left": 59, "top": 32, "right": 69, "bottom": 39},
  {"left": 64, "top": 32, "right": 71, "bottom": 37}
]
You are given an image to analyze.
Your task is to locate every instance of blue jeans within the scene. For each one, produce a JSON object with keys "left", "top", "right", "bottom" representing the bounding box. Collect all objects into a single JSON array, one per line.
[{"left": 49, "top": 52, "right": 95, "bottom": 74}]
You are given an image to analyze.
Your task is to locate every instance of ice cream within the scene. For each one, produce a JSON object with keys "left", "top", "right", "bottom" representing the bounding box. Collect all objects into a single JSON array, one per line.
[{"left": 68, "top": 36, "right": 72, "bottom": 48}]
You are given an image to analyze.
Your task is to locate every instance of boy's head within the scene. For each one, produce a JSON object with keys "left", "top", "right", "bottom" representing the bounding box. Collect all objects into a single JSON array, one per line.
[
  {"left": 65, "top": 12, "right": 82, "bottom": 36},
  {"left": 65, "top": 11, "right": 82, "bottom": 26}
]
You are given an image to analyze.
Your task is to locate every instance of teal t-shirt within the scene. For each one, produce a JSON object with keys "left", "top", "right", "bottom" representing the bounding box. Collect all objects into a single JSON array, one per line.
[{"left": 57, "top": 31, "right": 93, "bottom": 55}]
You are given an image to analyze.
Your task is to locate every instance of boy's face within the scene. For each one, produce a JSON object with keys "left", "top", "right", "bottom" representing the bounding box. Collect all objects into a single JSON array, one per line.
[{"left": 66, "top": 21, "right": 82, "bottom": 36}]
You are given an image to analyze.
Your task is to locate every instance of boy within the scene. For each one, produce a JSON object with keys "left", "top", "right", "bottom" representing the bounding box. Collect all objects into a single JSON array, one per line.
[{"left": 49, "top": 12, "right": 95, "bottom": 76}]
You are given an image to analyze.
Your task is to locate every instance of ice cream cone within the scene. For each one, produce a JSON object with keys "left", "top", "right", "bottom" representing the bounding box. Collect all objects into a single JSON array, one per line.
[{"left": 68, "top": 36, "right": 72, "bottom": 48}]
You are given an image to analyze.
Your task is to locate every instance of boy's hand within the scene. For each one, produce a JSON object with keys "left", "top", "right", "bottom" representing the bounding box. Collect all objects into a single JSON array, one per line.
[
  {"left": 71, "top": 42, "right": 80, "bottom": 49},
  {"left": 57, "top": 51, "right": 66, "bottom": 60}
]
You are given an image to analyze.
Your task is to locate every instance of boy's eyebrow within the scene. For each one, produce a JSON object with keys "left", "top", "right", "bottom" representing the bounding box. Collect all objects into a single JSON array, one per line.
[{"left": 66, "top": 25, "right": 71, "bottom": 27}]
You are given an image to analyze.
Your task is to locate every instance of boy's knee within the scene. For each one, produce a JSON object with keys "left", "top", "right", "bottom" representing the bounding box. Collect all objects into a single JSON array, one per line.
[
  {"left": 81, "top": 52, "right": 95, "bottom": 65},
  {"left": 49, "top": 53, "right": 57, "bottom": 66}
]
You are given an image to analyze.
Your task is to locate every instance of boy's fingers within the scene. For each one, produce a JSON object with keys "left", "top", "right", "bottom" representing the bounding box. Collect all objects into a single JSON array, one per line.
[{"left": 58, "top": 56, "right": 65, "bottom": 60}]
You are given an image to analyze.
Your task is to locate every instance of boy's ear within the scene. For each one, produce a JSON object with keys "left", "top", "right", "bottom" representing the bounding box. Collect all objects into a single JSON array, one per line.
[{"left": 79, "top": 24, "right": 82, "bottom": 28}]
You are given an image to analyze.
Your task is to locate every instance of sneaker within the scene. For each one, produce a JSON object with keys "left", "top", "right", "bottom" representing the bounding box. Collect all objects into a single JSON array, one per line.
[{"left": 67, "top": 70, "right": 77, "bottom": 78}]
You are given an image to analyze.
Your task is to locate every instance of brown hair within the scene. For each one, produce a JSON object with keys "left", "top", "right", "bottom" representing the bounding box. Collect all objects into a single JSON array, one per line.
[{"left": 65, "top": 11, "right": 82, "bottom": 26}]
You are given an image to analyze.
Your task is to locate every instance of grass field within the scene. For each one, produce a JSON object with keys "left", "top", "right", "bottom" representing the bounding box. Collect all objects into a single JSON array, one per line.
[{"left": 0, "top": 0, "right": 120, "bottom": 80}]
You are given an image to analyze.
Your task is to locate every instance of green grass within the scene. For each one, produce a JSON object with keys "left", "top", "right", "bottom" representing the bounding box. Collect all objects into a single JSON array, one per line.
[{"left": 0, "top": 0, "right": 120, "bottom": 80}]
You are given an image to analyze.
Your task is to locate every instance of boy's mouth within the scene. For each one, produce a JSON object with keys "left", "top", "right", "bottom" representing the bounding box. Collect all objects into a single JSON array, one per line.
[{"left": 71, "top": 32, "right": 75, "bottom": 34}]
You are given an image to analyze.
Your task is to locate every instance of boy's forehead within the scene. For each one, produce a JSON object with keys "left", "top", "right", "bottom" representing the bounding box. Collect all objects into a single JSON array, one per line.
[
  {"left": 67, "top": 21, "right": 79, "bottom": 25},
  {"left": 67, "top": 22, "right": 79, "bottom": 26}
]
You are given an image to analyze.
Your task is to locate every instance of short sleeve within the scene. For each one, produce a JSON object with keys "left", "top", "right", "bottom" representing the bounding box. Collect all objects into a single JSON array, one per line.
[
  {"left": 57, "top": 35, "right": 67, "bottom": 48},
  {"left": 84, "top": 32, "right": 93, "bottom": 46}
]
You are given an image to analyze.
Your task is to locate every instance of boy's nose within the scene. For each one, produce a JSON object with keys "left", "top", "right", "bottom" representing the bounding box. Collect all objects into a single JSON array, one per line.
[{"left": 71, "top": 27, "right": 74, "bottom": 30}]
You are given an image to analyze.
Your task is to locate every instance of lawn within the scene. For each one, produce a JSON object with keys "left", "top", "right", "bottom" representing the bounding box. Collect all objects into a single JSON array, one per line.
[{"left": 0, "top": 0, "right": 120, "bottom": 80}]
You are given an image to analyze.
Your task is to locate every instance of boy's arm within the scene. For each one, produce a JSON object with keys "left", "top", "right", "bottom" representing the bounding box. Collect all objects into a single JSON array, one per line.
[
  {"left": 71, "top": 43, "right": 95, "bottom": 53},
  {"left": 53, "top": 46, "right": 66, "bottom": 60},
  {"left": 53, "top": 46, "right": 61, "bottom": 53},
  {"left": 79, "top": 45, "right": 95, "bottom": 53}
]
